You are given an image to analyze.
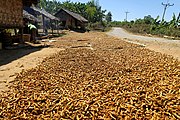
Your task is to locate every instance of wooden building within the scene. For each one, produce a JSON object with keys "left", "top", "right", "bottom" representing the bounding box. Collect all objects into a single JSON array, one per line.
[
  {"left": 24, "top": 6, "right": 60, "bottom": 34},
  {"left": 55, "top": 8, "right": 88, "bottom": 29},
  {"left": 0, "top": 0, "right": 38, "bottom": 28},
  {"left": 23, "top": 10, "right": 39, "bottom": 22},
  {"left": 0, "top": 0, "right": 39, "bottom": 47}
]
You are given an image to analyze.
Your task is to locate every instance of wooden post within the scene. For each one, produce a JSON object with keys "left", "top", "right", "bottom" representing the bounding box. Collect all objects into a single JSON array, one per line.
[
  {"left": 14, "top": 29, "right": 17, "bottom": 35},
  {"left": 51, "top": 20, "right": 54, "bottom": 35},
  {"left": 57, "top": 21, "right": 59, "bottom": 34},
  {"left": 19, "top": 28, "right": 24, "bottom": 44},
  {"left": 52, "top": 29, "right": 53, "bottom": 35},
  {"left": 42, "top": 15, "right": 45, "bottom": 33}
]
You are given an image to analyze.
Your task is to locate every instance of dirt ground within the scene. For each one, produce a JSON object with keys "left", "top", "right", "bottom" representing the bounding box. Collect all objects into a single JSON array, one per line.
[
  {"left": 0, "top": 30, "right": 180, "bottom": 93},
  {"left": 0, "top": 44, "right": 63, "bottom": 92},
  {"left": 0, "top": 31, "right": 179, "bottom": 119}
]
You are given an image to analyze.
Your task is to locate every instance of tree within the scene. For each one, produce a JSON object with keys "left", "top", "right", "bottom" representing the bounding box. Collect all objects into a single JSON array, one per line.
[
  {"left": 39, "top": 0, "right": 47, "bottom": 9},
  {"left": 86, "top": 6, "right": 96, "bottom": 22},
  {"left": 38, "top": 0, "right": 107, "bottom": 23},
  {"left": 144, "top": 15, "right": 154, "bottom": 24},
  {"left": 106, "top": 12, "right": 112, "bottom": 23},
  {"left": 168, "top": 13, "right": 180, "bottom": 28}
]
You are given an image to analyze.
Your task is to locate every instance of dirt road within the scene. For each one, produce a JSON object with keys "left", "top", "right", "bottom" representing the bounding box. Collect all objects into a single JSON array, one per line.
[{"left": 107, "top": 27, "right": 180, "bottom": 60}]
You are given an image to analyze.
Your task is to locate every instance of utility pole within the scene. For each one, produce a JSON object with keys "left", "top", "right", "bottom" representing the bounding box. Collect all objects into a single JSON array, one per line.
[
  {"left": 125, "top": 11, "right": 130, "bottom": 22},
  {"left": 161, "top": 0, "right": 174, "bottom": 21}
]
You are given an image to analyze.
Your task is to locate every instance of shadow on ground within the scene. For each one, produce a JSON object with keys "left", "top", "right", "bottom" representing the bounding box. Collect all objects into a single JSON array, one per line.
[{"left": 0, "top": 43, "right": 50, "bottom": 66}]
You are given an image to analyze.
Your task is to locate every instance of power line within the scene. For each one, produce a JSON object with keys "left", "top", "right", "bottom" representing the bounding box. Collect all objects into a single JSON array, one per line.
[{"left": 161, "top": 0, "right": 174, "bottom": 21}]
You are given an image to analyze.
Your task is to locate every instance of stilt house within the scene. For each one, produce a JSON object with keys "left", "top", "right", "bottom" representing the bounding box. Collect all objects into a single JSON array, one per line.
[
  {"left": 0, "top": 0, "right": 38, "bottom": 28},
  {"left": 0, "top": 0, "right": 39, "bottom": 46},
  {"left": 24, "top": 6, "right": 60, "bottom": 34}
]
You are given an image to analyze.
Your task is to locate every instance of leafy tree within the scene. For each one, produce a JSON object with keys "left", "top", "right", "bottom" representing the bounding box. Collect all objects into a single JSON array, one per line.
[
  {"left": 86, "top": 0, "right": 106, "bottom": 22},
  {"left": 38, "top": 0, "right": 62, "bottom": 14},
  {"left": 38, "top": 0, "right": 110, "bottom": 31},
  {"left": 144, "top": 15, "right": 154, "bottom": 24},
  {"left": 86, "top": 6, "right": 96, "bottom": 22},
  {"left": 105, "top": 12, "right": 112, "bottom": 23},
  {"left": 39, "top": 0, "right": 47, "bottom": 9},
  {"left": 112, "top": 14, "right": 180, "bottom": 38},
  {"left": 168, "top": 13, "right": 179, "bottom": 28}
]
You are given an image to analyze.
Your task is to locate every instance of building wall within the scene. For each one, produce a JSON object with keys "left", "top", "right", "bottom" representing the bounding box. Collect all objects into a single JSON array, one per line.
[
  {"left": 0, "top": 0, "right": 23, "bottom": 28},
  {"left": 56, "top": 11, "right": 69, "bottom": 21},
  {"left": 56, "top": 11, "right": 77, "bottom": 28}
]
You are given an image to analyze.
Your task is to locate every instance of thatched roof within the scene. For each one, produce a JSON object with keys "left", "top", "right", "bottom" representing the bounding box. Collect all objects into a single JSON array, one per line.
[
  {"left": 30, "top": 6, "right": 60, "bottom": 21},
  {"left": 23, "top": 10, "right": 40, "bottom": 22},
  {"left": 55, "top": 8, "right": 88, "bottom": 23},
  {"left": 0, "top": 0, "right": 39, "bottom": 28},
  {"left": 0, "top": 0, "right": 23, "bottom": 28}
]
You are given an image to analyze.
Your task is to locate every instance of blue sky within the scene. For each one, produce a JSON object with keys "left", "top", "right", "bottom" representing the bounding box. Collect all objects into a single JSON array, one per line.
[{"left": 57, "top": 0, "right": 180, "bottom": 21}]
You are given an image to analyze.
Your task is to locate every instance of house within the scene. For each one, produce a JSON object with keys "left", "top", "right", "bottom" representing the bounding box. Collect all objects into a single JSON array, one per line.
[
  {"left": 24, "top": 6, "right": 60, "bottom": 34},
  {"left": 0, "top": 0, "right": 39, "bottom": 46},
  {"left": 23, "top": 10, "right": 39, "bottom": 22},
  {"left": 0, "top": 0, "right": 39, "bottom": 28},
  {"left": 55, "top": 8, "right": 88, "bottom": 30}
]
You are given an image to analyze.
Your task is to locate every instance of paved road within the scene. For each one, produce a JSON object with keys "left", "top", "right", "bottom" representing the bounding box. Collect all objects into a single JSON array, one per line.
[{"left": 107, "top": 27, "right": 180, "bottom": 61}]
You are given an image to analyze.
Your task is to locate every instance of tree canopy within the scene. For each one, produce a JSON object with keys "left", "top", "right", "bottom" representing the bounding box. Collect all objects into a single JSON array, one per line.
[
  {"left": 39, "top": 0, "right": 110, "bottom": 23},
  {"left": 105, "top": 12, "right": 112, "bottom": 23}
]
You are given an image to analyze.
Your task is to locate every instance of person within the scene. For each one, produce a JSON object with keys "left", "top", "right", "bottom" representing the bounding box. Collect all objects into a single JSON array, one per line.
[{"left": 28, "top": 23, "right": 37, "bottom": 43}]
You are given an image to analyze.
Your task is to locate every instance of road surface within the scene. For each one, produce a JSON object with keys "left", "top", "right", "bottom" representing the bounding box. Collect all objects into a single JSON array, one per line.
[{"left": 107, "top": 27, "right": 180, "bottom": 61}]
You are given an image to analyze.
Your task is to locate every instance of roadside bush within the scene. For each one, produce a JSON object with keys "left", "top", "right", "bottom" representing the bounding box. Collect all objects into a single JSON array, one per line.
[
  {"left": 111, "top": 14, "right": 180, "bottom": 39},
  {"left": 88, "top": 21, "right": 112, "bottom": 32}
]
